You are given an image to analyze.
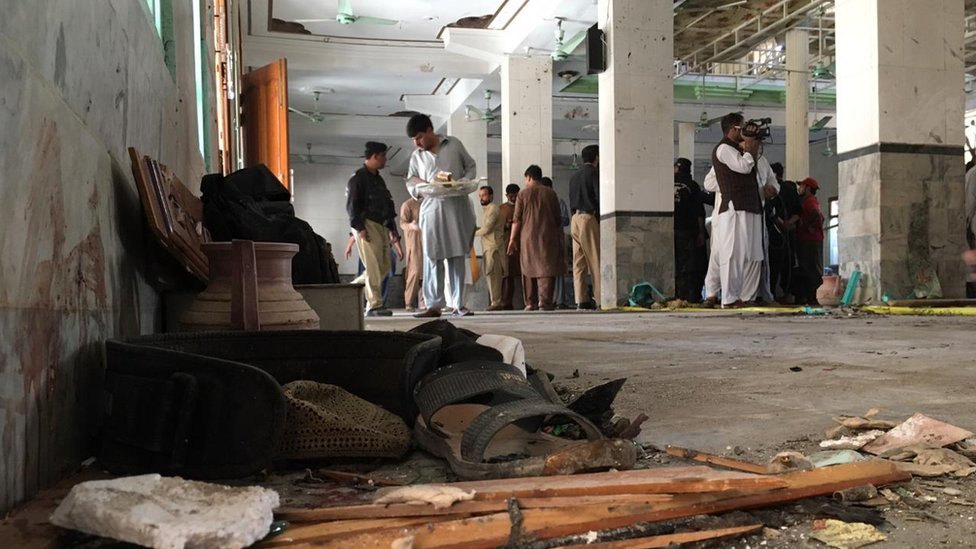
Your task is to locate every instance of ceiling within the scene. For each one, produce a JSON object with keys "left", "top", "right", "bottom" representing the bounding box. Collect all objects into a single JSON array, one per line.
[{"left": 241, "top": 0, "right": 976, "bottom": 162}]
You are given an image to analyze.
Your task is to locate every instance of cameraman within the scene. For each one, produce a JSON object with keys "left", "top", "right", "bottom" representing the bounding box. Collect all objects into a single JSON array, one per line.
[{"left": 702, "top": 113, "right": 764, "bottom": 307}]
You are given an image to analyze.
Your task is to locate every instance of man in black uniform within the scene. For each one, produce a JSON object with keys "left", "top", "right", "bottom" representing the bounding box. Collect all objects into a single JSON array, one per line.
[
  {"left": 673, "top": 158, "right": 707, "bottom": 302},
  {"left": 346, "top": 141, "right": 401, "bottom": 316},
  {"left": 767, "top": 162, "right": 802, "bottom": 302}
]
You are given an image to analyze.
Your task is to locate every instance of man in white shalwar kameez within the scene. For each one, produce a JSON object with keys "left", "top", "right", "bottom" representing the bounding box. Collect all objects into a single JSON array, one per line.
[
  {"left": 703, "top": 152, "right": 778, "bottom": 304},
  {"left": 704, "top": 113, "right": 765, "bottom": 307},
  {"left": 405, "top": 114, "right": 478, "bottom": 318}
]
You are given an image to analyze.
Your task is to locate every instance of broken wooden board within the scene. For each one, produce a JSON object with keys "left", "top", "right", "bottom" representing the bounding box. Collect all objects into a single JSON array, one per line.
[
  {"left": 259, "top": 515, "right": 469, "bottom": 547},
  {"left": 391, "top": 465, "right": 786, "bottom": 500},
  {"left": 550, "top": 524, "right": 763, "bottom": 549},
  {"left": 862, "top": 413, "right": 973, "bottom": 455},
  {"left": 664, "top": 446, "right": 770, "bottom": 474},
  {"left": 284, "top": 461, "right": 908, "bottom": 549},
  {"left": 277, "top": 494, "right": 675, "bottom": 522}
]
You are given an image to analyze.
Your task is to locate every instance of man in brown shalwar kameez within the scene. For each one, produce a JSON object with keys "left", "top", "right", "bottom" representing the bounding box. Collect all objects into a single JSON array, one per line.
[
  {"left": 499, "top": 184, "right": 520, "bottom": 309},
  {"left": 507, "top": 165, "right": 565, "bottom": 311},
  {"left": 399, "top": 197, "right": 424, "bottom": 311}
]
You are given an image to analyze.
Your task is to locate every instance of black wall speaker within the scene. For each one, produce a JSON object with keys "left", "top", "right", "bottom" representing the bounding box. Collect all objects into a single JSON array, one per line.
[{"left": 585, "top": 24, "right": 606, "bottom": 74}]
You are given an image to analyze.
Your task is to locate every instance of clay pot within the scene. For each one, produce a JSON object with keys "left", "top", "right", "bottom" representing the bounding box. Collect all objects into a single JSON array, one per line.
[
  {"left": 180, "top": 240, "right": 320, "bottom": 331},
  {"left": 816, "top": 274, "right": 845, "bottom": 306}
]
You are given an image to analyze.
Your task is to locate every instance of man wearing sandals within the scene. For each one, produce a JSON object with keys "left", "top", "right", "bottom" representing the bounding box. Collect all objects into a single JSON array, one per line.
[
  {"left": 346, "top": 141, "right": 401, "bottom": 317},
  {"left": 405, "top": 114, "right": 478, "bottom": 318}
]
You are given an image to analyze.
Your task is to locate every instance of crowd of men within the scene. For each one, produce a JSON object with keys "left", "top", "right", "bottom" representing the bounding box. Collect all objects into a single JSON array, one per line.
[
  {"left": 674, "top": 112, "right": 825, "bottom": 307},
  {"left": 345, "top": 113, "right": 600, "bottom": 317},
  {"left": 345, "top": 110, "right": 828, "bottom": 316}
]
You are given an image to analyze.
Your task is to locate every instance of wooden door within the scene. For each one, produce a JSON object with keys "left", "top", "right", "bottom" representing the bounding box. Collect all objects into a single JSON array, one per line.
[{"left": 241, "top": 58, "right": 290, "bottom": 189}]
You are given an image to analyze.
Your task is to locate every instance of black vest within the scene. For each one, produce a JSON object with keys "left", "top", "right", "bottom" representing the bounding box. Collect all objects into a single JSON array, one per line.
[{"left": 711, "top": 137, "right": 762, "bottom": 214}]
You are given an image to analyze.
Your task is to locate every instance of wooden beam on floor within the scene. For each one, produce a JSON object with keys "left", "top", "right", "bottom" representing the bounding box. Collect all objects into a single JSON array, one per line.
[
  {"left": 282, "top": 461, "right": 908, "bottom": 549},
  {"left": 664, "top": 446, "right": 771, "bottom": 475},
  {"left": 550, "top": 524, "right": 763, "bottom": 549}
]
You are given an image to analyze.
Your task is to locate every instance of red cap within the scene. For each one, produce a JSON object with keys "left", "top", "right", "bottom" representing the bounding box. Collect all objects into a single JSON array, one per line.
[{"left": 800, "top": 177, "right": 819, "bottom": 191}]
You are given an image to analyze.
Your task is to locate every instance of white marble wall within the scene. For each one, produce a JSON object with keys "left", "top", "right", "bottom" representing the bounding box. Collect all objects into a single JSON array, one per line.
[{"left": 0, "top": 0, "right": 215, "bottom": 512}]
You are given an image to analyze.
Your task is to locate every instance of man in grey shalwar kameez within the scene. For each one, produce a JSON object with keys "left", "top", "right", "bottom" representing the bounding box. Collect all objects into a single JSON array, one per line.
[{"left": 405, "top": 114, "right": 478, "bottom": 318}]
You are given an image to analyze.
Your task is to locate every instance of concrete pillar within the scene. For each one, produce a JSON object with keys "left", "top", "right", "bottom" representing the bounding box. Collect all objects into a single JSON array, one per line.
[
  {"left": 785, "top": 29, "right": 809, "bottom": 180},
  {"left": 598, "top": 0, "right": 674, "bottom": 306},
  {"left": 447, "top": 108, "right": 489, "bottom": 303},
  {"left": 677, "top": 122, "right": 696, "bottom": 179},
  {"left": 501, "top": 56, "right": 553, "bottom": 186},
  {"left": 835, "top": 0, "right": 966, "bottom": 299}
]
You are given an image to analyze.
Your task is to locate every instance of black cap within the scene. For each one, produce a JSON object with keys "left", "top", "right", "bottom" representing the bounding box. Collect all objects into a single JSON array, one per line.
[
  {"left": 364, "top": 141, "right": 388, "bottom": 158},
  {"left": 674, "top": 157, "right": 692, "bottom": 173}
]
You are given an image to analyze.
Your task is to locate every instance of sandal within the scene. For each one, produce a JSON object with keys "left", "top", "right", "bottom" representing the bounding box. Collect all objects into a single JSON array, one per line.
[{"left": 412, "top": 361, "right": 636, "bottom": 479}]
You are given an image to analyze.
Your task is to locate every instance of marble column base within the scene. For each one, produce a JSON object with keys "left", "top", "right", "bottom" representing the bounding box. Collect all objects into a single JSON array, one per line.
[
  {"left": 838, "top": 147, "right": 966, "bottom": 301},
  {"left": 599, "top": 212, "right": 674, "bottom": 307}
]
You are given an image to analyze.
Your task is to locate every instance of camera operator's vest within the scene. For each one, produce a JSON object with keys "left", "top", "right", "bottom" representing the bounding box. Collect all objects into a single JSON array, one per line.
[{"left": 711, "top": 137, "right": 762, "bottom": 215}]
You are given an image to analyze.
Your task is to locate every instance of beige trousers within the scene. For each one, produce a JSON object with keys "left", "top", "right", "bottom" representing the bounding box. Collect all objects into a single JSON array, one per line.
[
  {"left": 354, "top": 219, "right": 391, "bottom": 310},
  {"left": 571, "top": 213, "right": 601, "bottom": 305},
  {"left": 483, "top": 246, "right": 505, "bottom": 307}
]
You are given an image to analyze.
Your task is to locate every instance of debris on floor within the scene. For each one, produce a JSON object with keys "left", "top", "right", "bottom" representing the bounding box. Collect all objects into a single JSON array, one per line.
[
  {"left": 809, "top": 518, "right": 887, "bottom": 549},
  {"left": 862, "top": 413, "right": 974, "bottom": 455},
  {"left": 49, "top": 474, "right": 279, "bottom": 549},
  {"left": 265, "top": 460, "right": 908, "bottom": 547}
]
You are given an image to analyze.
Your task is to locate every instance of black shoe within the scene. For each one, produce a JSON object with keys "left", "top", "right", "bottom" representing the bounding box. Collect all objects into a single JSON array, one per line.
[
  {"left": 413, "top": 308, "right": 442, "bottom": 318},
  {"left": 576, "top": 301, "right": 597, "bottom": 310},
  {"left": 366, "top": 308, "right": 393, "bottom": 317}
]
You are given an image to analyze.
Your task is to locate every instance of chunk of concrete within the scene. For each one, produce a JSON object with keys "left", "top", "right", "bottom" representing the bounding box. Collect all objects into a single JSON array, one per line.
[{"left": 50, "top": 474, "right": 279, "bottom": 549}]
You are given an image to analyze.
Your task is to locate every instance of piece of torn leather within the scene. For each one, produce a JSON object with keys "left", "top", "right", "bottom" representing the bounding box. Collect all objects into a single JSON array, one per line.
[
  {"left": 374, "top": 486, "right": 476, "bottom": 510},
  {"left": 810, "top": 519, "right": 886, "bottom": 549}
]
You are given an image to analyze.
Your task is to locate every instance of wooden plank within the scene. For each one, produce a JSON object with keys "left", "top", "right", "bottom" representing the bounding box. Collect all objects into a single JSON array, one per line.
[
  {"left": 371, "top": 466, "right": 785, "bottom": 502},
  {"left": 550, "top": 524, "right": 763, "bottom": 549},
  {"left": 258, "top": 515, "right": 469, "bottom": 547},
  {"left": 277, "top": 494, "right": 675, "bottom": 522},
  {"left": 664, "top": 446, "right": 770, "bottom": 475},
  {"left": 287, "top": 461, "right": 908, "bottom": 549}
]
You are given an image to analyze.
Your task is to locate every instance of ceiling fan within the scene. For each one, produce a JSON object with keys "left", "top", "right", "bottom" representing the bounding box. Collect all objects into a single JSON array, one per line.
[
  {"left": 519, "top": 18, "right": 588, "bottom": 61},
  {"left": 696, "top": 110, "right": 742, "bottom": 131},
  {"left": 294, "top": 0, "right": 398, "bottom": 27},
  {"left": 696, "top": 111, "right": 724, "bottom": 130},
  {"left": 289, "top": 91, "right": 329, "bottom": 123},
  {"left": 465, "top": 90, "right": 501, "bottom": 123}
]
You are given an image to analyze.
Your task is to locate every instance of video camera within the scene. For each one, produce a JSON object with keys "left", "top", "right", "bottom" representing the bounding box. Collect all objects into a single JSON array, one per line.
[{"left": 741, "top": 117, "right": 772, "bottom": 141}]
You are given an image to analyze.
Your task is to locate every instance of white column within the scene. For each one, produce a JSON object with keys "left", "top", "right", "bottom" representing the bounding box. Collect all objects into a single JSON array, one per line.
[
  {"left": 676, "top": 122, "right": 696, "bottom": 179},
  {"left": 835, "top": 0, "right": 966, "bottom": 299},
  {"left": 598, "top": 0, "right": 674, "bottom": 306},
  {"left": 501, "top": 56, "right": 553, "bottom": 185},
  {"left": 447, "top": 109, "right": 488, "bottom": 179},
  {"left": 785, "top": 29, "right": 809, "bottom": 181},
  {"left": 447, "top": 108, "right": 489, "bottom": 251}
]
